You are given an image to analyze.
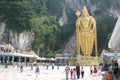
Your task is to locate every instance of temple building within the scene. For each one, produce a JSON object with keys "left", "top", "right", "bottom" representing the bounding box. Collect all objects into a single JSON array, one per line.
[
  {"left": 0, "top": 44, "right": 40, "bottom": 66},
  {"left": 108, "top": 16, "right": 120, "bottom": 51},
  {"left": 101, "top": 16, "right": 120, "bottom": 65}
]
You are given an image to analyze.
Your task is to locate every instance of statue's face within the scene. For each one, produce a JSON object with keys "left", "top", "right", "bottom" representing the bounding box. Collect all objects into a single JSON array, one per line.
[
  {"left": 82, "top": 9, "right": 89, "bottom": 17},
  {"left": 83, "top": 11, "right": 87, "bottom": 17}
]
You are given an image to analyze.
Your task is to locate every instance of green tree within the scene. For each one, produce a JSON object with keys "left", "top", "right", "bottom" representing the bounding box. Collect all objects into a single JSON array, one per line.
[{"left": 45, "top": 51, "right": 55, "bottom": 58}]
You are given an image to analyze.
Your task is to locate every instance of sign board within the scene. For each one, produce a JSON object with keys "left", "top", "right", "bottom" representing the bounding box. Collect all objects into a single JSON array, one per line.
[{"left": 76, "top": 55, "right": 102, "bottom": 66}]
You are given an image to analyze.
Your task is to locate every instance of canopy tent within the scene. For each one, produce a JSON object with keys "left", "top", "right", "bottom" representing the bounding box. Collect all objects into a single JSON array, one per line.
[
  {"left": 37, "top": 57, "right": 56, "bottom": 61},
  {"left": 0, "top": 49, "right": 40, "bottom": 59},
  {"left": 101, "top": 52, "right": 120, "bottom": 57},
  {"left": 0, "top": 52, "right": 37, "bottom": 58},
  {"left": 108, "top": 16, "right": 120, "bottom": 50},
  {"left": 0, "top": 45, "right": 5, "bottom": 48}
]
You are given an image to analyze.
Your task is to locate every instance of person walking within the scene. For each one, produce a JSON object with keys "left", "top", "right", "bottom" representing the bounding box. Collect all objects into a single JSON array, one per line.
[
  {"left": 93, "top": 65, "right": 97, "bottom": 77},
  {"left": 52, "top": 63, "right": 54, "bottom": 70},
  {"left": 108, "top": 64, "right": 112, "bottom": 74},
  {"left": 70, "top": 69, "right": 73, "bottom": 79},
  {"left": 105, "top": 72, "right": 112, "bottom": 80},
  {"left": 20, "top": 62, "right": 23, "bottom": 73},
  {"left": 65, "top": 64, "right": 70, "bottom": 80},
  {"left": 31, "top": 62, "right": 33, "bottom": 70},
  {"left": 90, "top": 66, "right": 93, "bottom": 75},
  {"left": 46, "top": 64, "right": 49, "bottom": 70},
  {"left": 81, "top": 66, "right": 84, "bottom": 78},
  {"left": 73, "top": 68, "right": 77, "bottom": 80},
  {"left": 113, "top": 59, "right": 118, "bottom": 80},
  {"left": 97, "top": 64, "right": 102, "bottom": 76},
  {"left": 76, "top": 63, "right": 80, "bottom": 79},
  {"left": 57, "top": 64, "right": 59, "bottom": 70},
  {"left": 35, "top": 65, "right": 40, "bottom": 80}
]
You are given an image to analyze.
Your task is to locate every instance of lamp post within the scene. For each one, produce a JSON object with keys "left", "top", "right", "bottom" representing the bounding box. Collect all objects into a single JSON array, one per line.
[{"left": 34, "top": 54, "right": 37, "bottom": 66}]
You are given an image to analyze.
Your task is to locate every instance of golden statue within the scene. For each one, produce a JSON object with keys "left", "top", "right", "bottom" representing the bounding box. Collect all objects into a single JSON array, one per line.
[{"left": 76, "top": 6, "right": 98, "bottom": 56}]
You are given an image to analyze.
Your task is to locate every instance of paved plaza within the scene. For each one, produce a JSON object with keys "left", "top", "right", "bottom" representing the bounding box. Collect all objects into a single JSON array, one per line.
[{"left": 0, "top": 65, "right": 102, "bottom": 80}]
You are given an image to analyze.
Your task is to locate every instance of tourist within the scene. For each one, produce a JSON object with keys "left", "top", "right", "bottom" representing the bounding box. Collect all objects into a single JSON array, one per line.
[
  {"left": 64, "top": 64, "right": 70, "bottom": 80},
  {"left": 81, "top": 66, "right": 84, "bottom": 78},
  {"left": 105, "top": 72, "right": 112, "bottom": 80},
  {"left": 76, "top": 63, "right": 80, "bottom": 79},
  {"left": 102, "top": 61, "right": 108, "bottom": 71},
  {"left": 73, "top": 68, "right": 77, "bottom": 80},
  {"left": 30, "top": 62, "right": 33, "bottom": 70},
  {"left": 70, "top": 69, "right": 73, "bottom": 79},
  {"left": 35, "top": 65, "right": 40, "bottom": 80},
  {"left": 52, "top": 63, "right": 54, "bottom": 70},
  {"left": 108, "top": 64, "right": 112, "bottom": 74},
  {"left": 20, "top": 62, "right": 23, "bottom": 73},
  {"left": 57, "top": 64, "right": 59, "bottom": 70},
  {"left": 113, "top": 59, "right": 118, "bottom": 80},
  {"left": 46, "top": 63, "right": 49, "bottom": 70},
  {"left": 93, "top": 65, "right": 97, "bottom": 77},
  {"left": 90, "top": 66, "right": 93, "bottom": 75},
  {"left": 97, "top": 64, "right": 102, "bottom": 76}
]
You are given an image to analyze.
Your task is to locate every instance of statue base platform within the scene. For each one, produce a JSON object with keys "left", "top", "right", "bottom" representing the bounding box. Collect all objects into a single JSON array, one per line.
[{"left": 76, "top": 55, "right": 102, "bottom": 66}]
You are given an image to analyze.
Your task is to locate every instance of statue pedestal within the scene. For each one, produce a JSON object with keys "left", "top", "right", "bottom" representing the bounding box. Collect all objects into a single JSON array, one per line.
[{"left": 76, "top": 55, "right": 102, "bottom": 66}]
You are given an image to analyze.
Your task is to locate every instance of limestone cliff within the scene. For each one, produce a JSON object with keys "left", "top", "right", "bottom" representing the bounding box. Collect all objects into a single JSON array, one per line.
[
  {"left": 0, "top": 23, "right": 34, "bottom": 52},
  {"left": 60, "top": 0, "right": 120, "bottom": 55}
]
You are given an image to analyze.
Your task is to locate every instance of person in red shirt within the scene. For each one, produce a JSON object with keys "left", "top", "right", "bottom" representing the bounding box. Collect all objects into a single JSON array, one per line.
[
  {"left": 105, "top": 72, "right": 112, "bottom": 80},
  {"left": 70, "top": 69, "right": 73, "bottom": 79},
  {"left": 93, "top": 65, "right": 97, "bottom": 77}
]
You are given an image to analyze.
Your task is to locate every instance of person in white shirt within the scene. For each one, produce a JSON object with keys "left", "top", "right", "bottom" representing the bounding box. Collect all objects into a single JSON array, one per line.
[
  {"left": 81, "top": 66, "right": 84, "bottom": 78},
  {"left": 73, "top": 68, "right": 77, "bottom": 80},
  {"left": 97, "top": 64, "right": 102, "bottom": 76},
  {"left": 108, "top": 64, "right": 112, "bottom": 73}
]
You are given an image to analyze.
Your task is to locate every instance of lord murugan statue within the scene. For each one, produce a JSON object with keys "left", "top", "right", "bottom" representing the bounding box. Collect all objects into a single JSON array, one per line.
[{"left": 76, "top": 6, "right": 98, "bottom": 57}]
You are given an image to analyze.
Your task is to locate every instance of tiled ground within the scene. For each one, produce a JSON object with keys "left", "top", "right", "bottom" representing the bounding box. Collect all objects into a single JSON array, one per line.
[{"left": 0, "top": 65, "right": 102, "bottom": 80}]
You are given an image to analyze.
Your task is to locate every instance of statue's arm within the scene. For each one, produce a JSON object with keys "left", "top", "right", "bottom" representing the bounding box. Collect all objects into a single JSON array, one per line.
[{"left": 76, "top": 20, "right": 80, "bottom": 33}]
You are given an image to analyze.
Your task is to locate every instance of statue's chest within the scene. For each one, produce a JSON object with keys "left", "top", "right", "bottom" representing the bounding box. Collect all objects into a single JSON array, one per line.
[{"left": 81, "top": 18, "right": 90, "bottom": 28}]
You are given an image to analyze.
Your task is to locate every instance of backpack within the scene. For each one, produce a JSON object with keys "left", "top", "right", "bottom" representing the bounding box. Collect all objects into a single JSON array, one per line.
[{"left": 35, "top": 67, "right": 39, "bottom": 73}]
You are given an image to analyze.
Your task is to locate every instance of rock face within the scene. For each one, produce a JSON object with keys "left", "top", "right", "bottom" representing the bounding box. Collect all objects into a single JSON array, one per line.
[
  {"left": 0, "top": 23, "right": 34, "bottom": 52},
  {"left": 59, "top": 0, "right": 120, "bottom": 25},
  {"left": 69, "top": 0, "right": 120, "bottom": 17},
  {"left": 61, "top": 0, "right": 120, "bottom": 55},
  {"left": 63, "top": 33, "right": 76, "bottom": 56}
]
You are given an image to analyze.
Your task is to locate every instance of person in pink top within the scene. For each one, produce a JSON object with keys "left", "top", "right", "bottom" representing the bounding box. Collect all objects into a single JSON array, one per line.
[{"left": 65, "top": 64, "right": 70, "bottom": 80}]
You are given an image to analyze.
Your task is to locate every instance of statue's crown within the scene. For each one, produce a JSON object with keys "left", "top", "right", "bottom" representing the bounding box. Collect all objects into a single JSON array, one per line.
[
  {"left": 82, "top": 5, "right": 89, "bottom": 16},
  {"left": 83, "top": 6, "right": 88, "bottom": 11}
]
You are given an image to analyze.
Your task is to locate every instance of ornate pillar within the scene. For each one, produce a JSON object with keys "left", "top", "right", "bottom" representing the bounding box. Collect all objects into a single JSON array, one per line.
[
  {"left": 12, "top": 56, "right": 14, "bottom": 62},
  {"left": 29, "top": 58, "right": 32, "bottom": 62},
  {"left": 3, "top": 56, "right": 5, "bottom": 63},
  {"left": 12, "top": 56, "right": 14, "bottom": 66},
  {"left": 0, "top": 56, "right": 1, "bottom": 63},
  {"left": 7, "top": 56, "right": 10, "bottom": 63},
  {"left": 19, "top": 57, "right": 21, "bottom": 64},
  {"left": 60, "top": 58, "right": 62, "bottom": 64},
  {"left": 24, "top": 57, "right": 26, "bottom": 66}
]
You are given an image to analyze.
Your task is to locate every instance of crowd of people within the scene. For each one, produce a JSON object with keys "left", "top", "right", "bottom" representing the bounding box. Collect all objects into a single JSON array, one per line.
[
  {"left": 65, "top": 63, "right": 85, "bottom": 80},
  {"left": 2, "top": 59, "right": 118, "bottom": 80},
  {"left": 64, "top": 59, "right": 119, "bottom": 80}
]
